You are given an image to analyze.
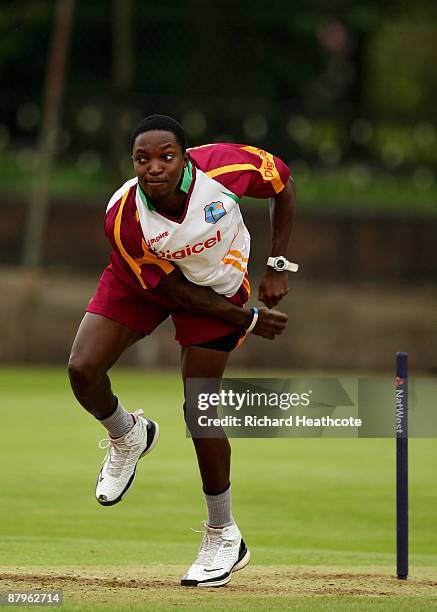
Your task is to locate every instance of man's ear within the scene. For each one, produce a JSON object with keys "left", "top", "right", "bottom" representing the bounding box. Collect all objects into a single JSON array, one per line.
[{"left": 183, "top": 153, "right": 189, "bottom": 168}]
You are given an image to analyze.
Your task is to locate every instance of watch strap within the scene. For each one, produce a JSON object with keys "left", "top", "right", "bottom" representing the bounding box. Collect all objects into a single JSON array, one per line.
[{"left": 267, "top": 256, "right": 299, "bottom": 272}]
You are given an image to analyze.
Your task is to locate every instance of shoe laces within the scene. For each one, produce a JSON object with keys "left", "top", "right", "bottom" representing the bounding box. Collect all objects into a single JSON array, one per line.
[
  {"left": 191, "top": 521, "right": 235, "bottom": 567},
  {"left": 98, "top": 409, "right": 144, "bottom": 477}
]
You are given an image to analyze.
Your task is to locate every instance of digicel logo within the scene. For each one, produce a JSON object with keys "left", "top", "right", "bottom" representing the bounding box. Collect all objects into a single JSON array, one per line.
[
  {"left": 254, "top": 148, "right": 277, "bottom": 180},
  {"left": 242, "top": 145, "right": 279, "bottom": 181},
  {"left": 157, "top": 229, "right": 221, "bottom": 260}
]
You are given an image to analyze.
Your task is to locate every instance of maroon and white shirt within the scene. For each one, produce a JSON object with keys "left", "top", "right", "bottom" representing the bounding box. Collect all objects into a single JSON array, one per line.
[{"left": 105, "top": 143, "right": 290, "bottom": 296}]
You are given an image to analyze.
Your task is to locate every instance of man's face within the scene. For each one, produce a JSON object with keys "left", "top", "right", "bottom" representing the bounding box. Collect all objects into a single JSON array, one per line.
[{"left": 132, "top": 130, "right": 187, "bottom": 201}]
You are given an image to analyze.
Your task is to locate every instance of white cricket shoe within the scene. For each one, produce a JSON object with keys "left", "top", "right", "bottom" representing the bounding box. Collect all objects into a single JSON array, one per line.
[
  {"left": 181, "top": 522, "right": 250, "bottom": 587},
  {"left": 95, "top": 409, "right": 159, "bottom": 506}
]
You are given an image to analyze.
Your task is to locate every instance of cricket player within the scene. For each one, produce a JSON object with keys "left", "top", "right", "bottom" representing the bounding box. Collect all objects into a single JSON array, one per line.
[{"left": 68, "top": 114, "right": 297, "bottom": 586}]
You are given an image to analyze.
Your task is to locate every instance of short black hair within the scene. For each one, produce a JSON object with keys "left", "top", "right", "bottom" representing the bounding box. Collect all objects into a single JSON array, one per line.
[{"left": 130, "top": 114, "right": 187, "bottom": 153}]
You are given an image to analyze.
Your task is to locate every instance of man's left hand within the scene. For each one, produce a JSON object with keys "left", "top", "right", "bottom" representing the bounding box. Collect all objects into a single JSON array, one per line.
[{"left": 258, "top": 269, "right": 289, "bottom": 308}]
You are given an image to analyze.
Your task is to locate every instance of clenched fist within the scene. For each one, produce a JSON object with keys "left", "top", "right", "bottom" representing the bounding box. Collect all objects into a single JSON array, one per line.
[
  {"left": 258, "top": 269, "right": 289, "bottom": 308},
  {"left": 250, "top": 307, "right": 288, "bottom": 340}
]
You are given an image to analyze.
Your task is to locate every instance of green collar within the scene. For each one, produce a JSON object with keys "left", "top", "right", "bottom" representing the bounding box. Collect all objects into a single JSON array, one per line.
[
  {"left": 137, "top": 161, "right": 193, "bottom": 211},
  {"left": 180, "top": 160, "right": 193, "bottom": 193}
]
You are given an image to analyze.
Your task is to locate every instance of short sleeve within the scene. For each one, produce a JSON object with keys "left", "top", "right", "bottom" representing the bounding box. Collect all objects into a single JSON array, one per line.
[
  {"left": 189, "top": 143, "right": 291, "bottom": 199},
  {"left": 105, "top": 185, "right": 174, "bottom": 290}
]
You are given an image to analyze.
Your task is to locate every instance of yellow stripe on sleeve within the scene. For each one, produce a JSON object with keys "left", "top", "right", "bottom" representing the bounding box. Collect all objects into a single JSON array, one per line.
[
  {"left": 206, "top": 147, "right": 285, "bottom": 194},
  {"left": 242, "top": 146, "right": 285, "bottom": 193},
  {"left": 206, "top": 163, "right": 259, "bottom": 179}
]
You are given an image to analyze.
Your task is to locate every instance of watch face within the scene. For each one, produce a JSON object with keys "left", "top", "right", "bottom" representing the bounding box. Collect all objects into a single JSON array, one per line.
[{"left": 275, "top": 257, "right": 285, "bottom": 270}]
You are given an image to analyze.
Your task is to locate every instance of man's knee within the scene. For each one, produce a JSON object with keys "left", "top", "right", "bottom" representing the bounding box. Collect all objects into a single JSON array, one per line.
[{"left": 67, "top": 353, "right": 105, "bottom": 394}]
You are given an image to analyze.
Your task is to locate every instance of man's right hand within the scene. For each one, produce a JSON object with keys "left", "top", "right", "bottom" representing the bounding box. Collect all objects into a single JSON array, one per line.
[{"left": 250, "top": 307, "right": 288, "bottom": 340}]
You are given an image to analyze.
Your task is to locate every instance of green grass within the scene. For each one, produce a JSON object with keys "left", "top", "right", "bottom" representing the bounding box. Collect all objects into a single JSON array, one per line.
[
  {"left": 0, "top": 152, "right": 113, "bottom": 199},
  {"left": 292, "top": 169, "right": 437, "bottom": 216},
  {"left": 1, "top": 366, "right": 436, "bottom": 610}
]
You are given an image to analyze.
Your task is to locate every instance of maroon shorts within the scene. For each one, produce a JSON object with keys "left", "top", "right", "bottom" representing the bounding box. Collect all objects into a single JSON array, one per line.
[{"left": 86, "top": 265, "right": 250, "bottom": 347}]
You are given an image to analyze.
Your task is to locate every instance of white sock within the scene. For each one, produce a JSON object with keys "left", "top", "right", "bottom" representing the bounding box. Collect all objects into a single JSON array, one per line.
[
  {"left": 98, "top": 399, "right": 134, "bottom": 438},
  {"left": 204, "top": 484, "right": 234, "bottom": 528}
]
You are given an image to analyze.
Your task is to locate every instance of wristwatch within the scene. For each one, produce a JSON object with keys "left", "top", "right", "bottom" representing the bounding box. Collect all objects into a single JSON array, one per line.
[{"left": 267, "top": 256, "right": 299, "bottom": 273}]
